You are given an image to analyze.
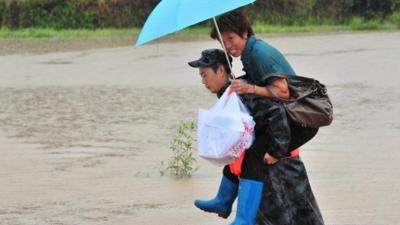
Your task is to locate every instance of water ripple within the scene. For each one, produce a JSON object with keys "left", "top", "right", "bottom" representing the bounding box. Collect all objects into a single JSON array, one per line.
[{"left": 0, "top": 86, "right": 212, "bottom": 152}]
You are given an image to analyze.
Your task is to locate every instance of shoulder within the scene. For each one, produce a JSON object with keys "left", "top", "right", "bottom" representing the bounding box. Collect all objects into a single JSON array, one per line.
[
  {"left": 249, "top": 38, "right": 277, "bottom": 63},
  {"left": 250, "top": 38, "right": 270, "bottom": 56}
]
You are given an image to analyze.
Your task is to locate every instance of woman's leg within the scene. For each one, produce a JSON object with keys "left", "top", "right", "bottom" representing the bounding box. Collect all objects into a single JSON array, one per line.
[
  {"left": 194, "top": 165, "right": 239, "bottom": 218},
  {"left": 256, "top": 156, "right": 325, "bottom": 225},
  {"left": 230, "top": 146, "right": 265, "bottom": 225}
]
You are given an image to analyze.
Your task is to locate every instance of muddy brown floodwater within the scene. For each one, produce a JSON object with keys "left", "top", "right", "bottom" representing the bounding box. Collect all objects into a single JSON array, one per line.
[{"left": 1, "top": 31, "right": 400, "bottom": 225}]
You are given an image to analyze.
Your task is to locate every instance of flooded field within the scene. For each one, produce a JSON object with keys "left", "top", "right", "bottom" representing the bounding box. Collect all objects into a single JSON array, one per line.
[{"left": 1, "top": 31, "right": 400, "bottom": 225}]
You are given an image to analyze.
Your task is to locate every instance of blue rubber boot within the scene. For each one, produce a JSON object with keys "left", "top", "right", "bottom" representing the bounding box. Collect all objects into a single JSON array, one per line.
[
  {"left": 194, "top": 176, "right": 238, "bottom": 218},
  {"left": 229, "top": 179, "right": 264, "bottom": 225}
]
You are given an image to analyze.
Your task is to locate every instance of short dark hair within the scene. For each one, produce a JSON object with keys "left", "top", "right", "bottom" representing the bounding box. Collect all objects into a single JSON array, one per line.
[
  {"left": 188, "top": 49, "right": 232, "bottom": 75},
  {"left": 211, "top": 62, "right": 231, "bottom": 75},
  {"left": 210, "top": 10, "right": 254, "bottom": 40}
]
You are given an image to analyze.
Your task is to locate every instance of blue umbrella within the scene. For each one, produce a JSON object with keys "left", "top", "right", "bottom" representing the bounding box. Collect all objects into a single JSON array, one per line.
[{"left": 135, "top": 0, "right": 255, "bottom": 47}]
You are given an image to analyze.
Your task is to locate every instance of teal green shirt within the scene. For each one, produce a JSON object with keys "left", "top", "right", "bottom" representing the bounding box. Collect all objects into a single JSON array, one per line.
[{"left": 241, "top": 35, "right": 295, "bottom": 84}]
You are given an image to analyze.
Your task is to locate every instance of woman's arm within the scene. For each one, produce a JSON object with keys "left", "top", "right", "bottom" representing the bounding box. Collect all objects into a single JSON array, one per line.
[
  {"left": 231, "top": 78, "right": 290, "bottom": 99},
  {"left": 234, "top": 41, "right": 293, "bottom": 99}
]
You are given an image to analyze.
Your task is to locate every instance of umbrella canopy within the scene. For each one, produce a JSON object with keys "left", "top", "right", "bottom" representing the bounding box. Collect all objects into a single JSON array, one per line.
[{"left": 135, "top": 0, "right": 255, "bottom": 47}]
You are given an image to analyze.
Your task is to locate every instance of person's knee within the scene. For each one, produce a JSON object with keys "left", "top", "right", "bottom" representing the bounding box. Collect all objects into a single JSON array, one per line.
[
  {"left": 223, "top": 165, "right": 239, "bottom": 183},
  {"left": 240, "top": 154, "right": 264, "bottom": 181}
]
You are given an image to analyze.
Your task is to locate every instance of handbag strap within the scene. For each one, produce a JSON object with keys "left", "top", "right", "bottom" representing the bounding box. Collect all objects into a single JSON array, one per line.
[{"left": 263, "top": 73, "right": 316, "bottom": 84}]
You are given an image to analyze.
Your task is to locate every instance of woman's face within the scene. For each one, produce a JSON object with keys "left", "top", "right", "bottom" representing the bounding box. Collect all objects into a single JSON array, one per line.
[{"left": 220, "top": 31, "right": 248, "bottom": 57}]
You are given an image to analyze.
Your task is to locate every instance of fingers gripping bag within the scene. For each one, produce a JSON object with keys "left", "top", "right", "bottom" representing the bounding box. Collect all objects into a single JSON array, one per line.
[{"left": 197, "top": 86, "right": 255, "bottom": 166}]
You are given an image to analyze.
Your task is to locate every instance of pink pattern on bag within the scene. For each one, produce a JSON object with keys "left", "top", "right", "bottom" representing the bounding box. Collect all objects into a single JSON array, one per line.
[{"left": 226, "top": 120, "right": 254, "bottom": 158}]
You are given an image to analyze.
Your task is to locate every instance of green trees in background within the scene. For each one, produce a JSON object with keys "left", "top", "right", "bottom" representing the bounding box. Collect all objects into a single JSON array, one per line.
[
  {"left": 247, "top": 0, "right": 400, "bottom": 25},
  {"left": 0, "top": 0, "right": 158, "bottom": 29},
  {"left": 0, "top": 0, "right": 399, "bottom": 29}
]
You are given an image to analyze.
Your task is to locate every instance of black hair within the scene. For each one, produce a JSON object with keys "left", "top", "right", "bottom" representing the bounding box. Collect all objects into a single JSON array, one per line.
[
  {"left": 210, "top": 62, "right": 231, "bottom": 75},
  {"left": 210, "top": 10, "right": 254, "bottom": 40}
]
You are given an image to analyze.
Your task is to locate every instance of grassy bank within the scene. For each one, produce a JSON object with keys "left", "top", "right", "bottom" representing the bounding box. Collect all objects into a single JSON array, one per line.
[
  {"left": 253, "top": 20, "right": 398, "bottom": 33},
  {"left": 0, "top": 28, "right": 140, "bottom": 38},
  {"left": 1, "top": 20, "right": 399, "bottom": 39}
]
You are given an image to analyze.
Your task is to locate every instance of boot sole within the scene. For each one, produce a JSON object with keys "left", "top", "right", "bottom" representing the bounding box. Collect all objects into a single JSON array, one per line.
[
  {"left": 218, "top": 214, "right": 229, "bottom": 219},
  {"left": 196, "top": 206, "right": 230, "bottom": 219}
]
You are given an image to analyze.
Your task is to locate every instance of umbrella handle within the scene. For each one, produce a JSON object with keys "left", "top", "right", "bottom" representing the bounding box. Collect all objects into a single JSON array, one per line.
[{"left": 213, "top": 17, "right": 235, "bottom": 79}]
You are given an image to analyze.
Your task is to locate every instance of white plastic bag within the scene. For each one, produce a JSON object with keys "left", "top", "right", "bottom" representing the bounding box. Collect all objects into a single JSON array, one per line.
[{"left": 197, "top": 86, "right": 255, "bottom": 166}]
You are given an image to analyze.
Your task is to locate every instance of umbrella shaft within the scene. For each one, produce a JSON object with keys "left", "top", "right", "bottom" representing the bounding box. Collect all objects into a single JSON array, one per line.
[{"left": 213, "top": 17, "right": 235, "bottom": 79}]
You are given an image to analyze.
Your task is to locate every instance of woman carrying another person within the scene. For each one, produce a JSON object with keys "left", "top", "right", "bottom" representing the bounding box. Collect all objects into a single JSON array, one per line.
[
  {"left": 189, "top": 48, "right": 324, "bottom": 225},
  {"left": 191, "top": 9, "right": 324, "bottom": 225},
  {"left": 189, "top": 48, "right": 292, "bottom": 225}
]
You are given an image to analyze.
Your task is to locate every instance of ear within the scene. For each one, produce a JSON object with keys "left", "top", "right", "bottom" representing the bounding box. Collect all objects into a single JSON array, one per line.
[
  {"left": 217, "top": 64, "right": 225, "bottom": 76},
  {"left": 243, "top": 31, "right": 248, "bottom": 39}
]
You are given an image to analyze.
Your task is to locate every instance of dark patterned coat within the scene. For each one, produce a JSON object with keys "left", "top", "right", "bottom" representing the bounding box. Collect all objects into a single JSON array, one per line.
[
  {"left": 218, "top": 83, "right": 324, "bottom": 224},
  {"left": 239, "top": 90, "right": 324, "bottom": 225},
  {"left": 255, "top": 156, "right": 325, "bottom": 225}
]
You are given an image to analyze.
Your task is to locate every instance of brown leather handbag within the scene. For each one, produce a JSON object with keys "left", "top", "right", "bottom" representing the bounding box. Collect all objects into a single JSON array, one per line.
[{"left": 262, "top": 73, "right": 333, "bottom": 128}]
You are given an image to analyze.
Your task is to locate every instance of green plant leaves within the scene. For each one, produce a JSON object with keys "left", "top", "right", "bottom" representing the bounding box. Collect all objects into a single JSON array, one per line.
[{"left": 160, "top": 120, "right": 198, "bottom": 178}]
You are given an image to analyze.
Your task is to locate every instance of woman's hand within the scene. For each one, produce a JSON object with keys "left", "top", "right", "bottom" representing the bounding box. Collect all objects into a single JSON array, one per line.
[
  {"left": 230, "top": 79, "right": 253, "bottom": 95},
  {"left": 264, "top": 153, "right": 279, "bottom": 165}
]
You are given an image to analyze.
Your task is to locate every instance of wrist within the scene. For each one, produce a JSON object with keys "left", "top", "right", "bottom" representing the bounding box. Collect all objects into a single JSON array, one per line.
[{"left": 245, "top": 84, "right": 251, "bottom": 93}]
